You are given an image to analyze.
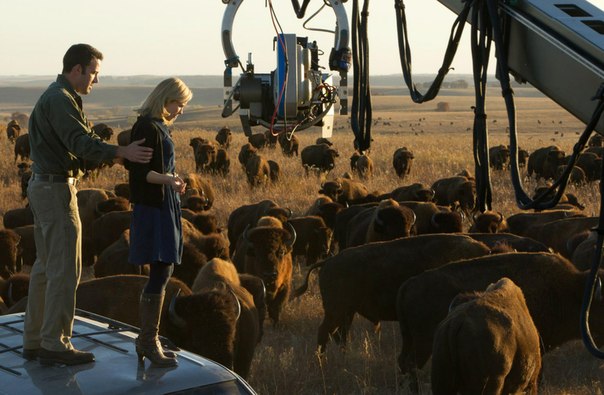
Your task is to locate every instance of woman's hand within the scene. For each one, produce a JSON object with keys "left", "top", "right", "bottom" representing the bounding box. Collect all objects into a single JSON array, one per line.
[{"left": 170, "top": 175, "right": 187, "bottom": 195}]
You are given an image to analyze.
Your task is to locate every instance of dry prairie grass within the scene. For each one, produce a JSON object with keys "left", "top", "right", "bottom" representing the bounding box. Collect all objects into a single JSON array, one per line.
[{"left": 1, "top": 92, "right": 603, "bottom": 394}]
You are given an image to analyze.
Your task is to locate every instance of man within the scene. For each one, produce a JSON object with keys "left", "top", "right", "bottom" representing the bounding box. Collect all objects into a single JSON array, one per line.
[{"left": 22, "top": 43, "right": 153, "bottom": 366}]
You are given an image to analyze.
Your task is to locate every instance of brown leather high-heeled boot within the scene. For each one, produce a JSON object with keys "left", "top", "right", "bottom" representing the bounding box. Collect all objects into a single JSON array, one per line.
[{"left": 136, "top": 292, "right": 177, "bottom": 367}]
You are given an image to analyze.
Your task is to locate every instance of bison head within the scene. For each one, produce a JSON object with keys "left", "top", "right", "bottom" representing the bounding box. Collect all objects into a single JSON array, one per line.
[{"left": 319, "top": 181, "right": 343, "bottom": 201}]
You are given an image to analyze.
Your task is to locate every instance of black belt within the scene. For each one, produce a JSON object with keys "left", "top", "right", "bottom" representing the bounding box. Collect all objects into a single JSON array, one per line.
[{"left": 32, "top": 173, "right": 78, "bottom": 186}]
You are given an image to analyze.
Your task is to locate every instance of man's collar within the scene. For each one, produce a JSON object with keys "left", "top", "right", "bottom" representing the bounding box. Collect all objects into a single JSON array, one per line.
[{"left": 56, "top": 74, "right": 83, "bottom": 109}]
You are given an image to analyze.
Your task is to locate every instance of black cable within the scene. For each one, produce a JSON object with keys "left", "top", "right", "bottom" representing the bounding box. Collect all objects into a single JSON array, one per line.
[
  {"left": 291, "top": 0, "right": 312, "bottom": 18},
  {"left": 393, "top": 0, "right": 473, "bottom": 103},
  {"left": 350, "top": 0, "right": 372, "bottom": 153},
  {"left": 470, "top": 0, "right": 493, "bottom": 213}
]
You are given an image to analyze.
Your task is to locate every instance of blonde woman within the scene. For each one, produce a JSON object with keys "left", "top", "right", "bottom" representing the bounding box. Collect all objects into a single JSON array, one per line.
[{"left": 128, "top": 77, "right": 192, "bottom": 366}]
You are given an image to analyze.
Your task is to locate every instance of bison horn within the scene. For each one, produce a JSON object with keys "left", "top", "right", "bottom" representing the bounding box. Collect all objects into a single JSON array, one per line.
[
  {"left": 286, "top": 208, "right": 293, "bottom": 218},
  {"left": 242, "top": 224, "right": 251, "bottom": 243},
  {"left": 168, "top": 289, "right": 187, "bottom": 329},
  {"left": 285, "top": 222, "right": 297, "bottom": 248},
  {"left": 497, "top": 211, "right": 504, "bottom": 223},
  {"left": 374, "top": 213, "right": 385, "bottom": 229},
  {"left": 227, "top": 287, "right": 242, "bottom": 321},
  {"left": 430, "top": 212, "right": 440, "bottom": 230}
]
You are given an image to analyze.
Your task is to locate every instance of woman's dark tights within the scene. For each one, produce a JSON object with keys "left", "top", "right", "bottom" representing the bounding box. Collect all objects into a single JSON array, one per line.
[{"left": 144, "top": 261, "right": 174, "bottom": 294}]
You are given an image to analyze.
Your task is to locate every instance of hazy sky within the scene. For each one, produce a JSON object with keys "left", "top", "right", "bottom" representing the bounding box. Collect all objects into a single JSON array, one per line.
[{"left": 1, "top": 0, "right": 603, "bottom": 76}]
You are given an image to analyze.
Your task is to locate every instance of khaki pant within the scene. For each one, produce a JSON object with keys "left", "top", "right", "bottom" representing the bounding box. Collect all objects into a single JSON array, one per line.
[{"left": 23, "top": 180, "right": 81, "bottom": 352}]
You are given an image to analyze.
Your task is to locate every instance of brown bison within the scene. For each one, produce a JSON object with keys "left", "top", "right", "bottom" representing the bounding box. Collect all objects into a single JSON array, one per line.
[
  {"left": 116, "top": 129, "right": 132, "bottom": 146},
  {"left": 0, "top": 229, "right": 21, "bottom": 279},
  {"left": 278, "top": 133, "right": 300, "bottom": 157},
  {"left": 398, "top": 201, "right": 463, "bottom": 234},
  {"left": 523, "top": 216, "right": 599, "bottom": 258},
  {"left": 527, "top": 145, "right": 565, "bottom": 180},
  {"left": 489, "top": 144, "right": 510, "bottom": 170},
  {"left": 6, "top": 120, "right": 21, "bottom": 143},
  {"left": 215, "top": 126, "right": 232, "bottom": 148},
  {"left": 238, "top": 143, "right": 257, "bottom": 168},
  {"left": 432, "top": 176, "right": 476, "bottom": 213},
  {"left": 292, "top": 234, "right": 490, "bottom": 352},
  {"left": 268, "top": 159, "right": 280, "bottom": 183},
  {"left": 390, "top": 183, "right": 434, "bottom": 202},
  {"left": 301, "top": 144, "right": 339, "bottom": 176},
  {"left": 241, "top": 217, "right": 296, "bottom": 324},
  {"left": 392, "top": 147, "right": 414, "bottom": 179},
  {"left": 182, "top": 173, "right": 215, "bottom": 210},
  {"left": 2, "top": 206, "right": 34, "bottom": 229},
  {"left": 264, "top": 130, "right": 278, "bottom": 149},
  {"left": 227, "top": 199, "right": 292, "bottom": 257},
  {"left": 349, "top": 151, "right": 361, "bottom": 172},
  {"left": 431, "top": 278, "right": 541, "bottom": 395},
  {"left": 469, "top": 210, "right": 508, "bottom": 233},
  {"left": 345, "top": 199, "right": 416, "bottom": 248},
  {"left": 12, "top": 225, "right": 35, "bottom": 269},
  {"left": 93, "top": 230, "right": 147, "bottom": 278},
  {"left": 288, "top": 215, "right": 333, "bottom": 266},
  {"left": 396, "top": 252, "right": 604, "bottom": 392},
  {"left": 506, "top": 209, "right": 585, "bottom": 236},
  {"left": 245, "top": 152, "right": 270, "bottom": 187},
  {"left": 189, "top": 258, "right": 261, "bottom": 378},
  {"left": 14, "top": 133, "right": 30, "bottom": 163},
  {"left": 76, "top": 275, "right": 254, "bottom": 379},
  {"left": 191, "top": 141, "right": 218, "bottom": 173},
  {"left": 91, "top": 123, "right": 114, "bottom": 141},
  {"left": 316, "top": 137, "right": 333, "bottom": 146},
  {"left": 248, "top": 133, "right": 268, "bottom": 149},
  {"left": 354, "top": 154, "right": 374, "bottom": 179}
]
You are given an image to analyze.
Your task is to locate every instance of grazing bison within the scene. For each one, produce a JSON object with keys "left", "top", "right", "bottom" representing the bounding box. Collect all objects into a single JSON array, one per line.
[
  {"left": 506, "top": 209, "right": 584, "bottom": 236},
  {"left": 14, "top": 133, "right": 30, "bottom": 163},
  {"left": 432, "top": 176, "right": 475, "bottom": 213},
  {"left": 489, "top": 144, "right": 510, "bottom": 170},
  {"left": 556, "top": 164, "right": 587, "bottom": 185},
  {"left": 192, "top": 141, "right": 218, "bottom": 173},
  {"left": 354, "top": 154, "right": 374, "bottom": 179},
  {"left": 345, "top": 199, "right": 416, "bottom": 248},
  {"left": 390, "top": 183, "right": 434, "bottom": 202},
  {"left": 227, "top": 199, "right": 291, "bottom": 257},
  {"left": 278, "top": 132, "right": 299, "bottom": 157},
  {"left": 215, "top": 126, "right": 232, "bottom": 148},
  {"left": 268, "top": 159, "right": 280, "bottom": 183},
  {"left": 288, "top": 215, "right": 333, "bottom": 266},
  {"left": 469, "top": 211, "right": 508, "bottom": 233},
  {"left": 292, "top": 234, "right": 490, "bottom": 352},
  {"left": 396, "top": 252, "right": 604, "bottom": 392},
  {"left": 335, "top": 177, "right": 370, "bottom": 205},
  {"left": 527, "top": 145, "right": 565, "bottom": 180},
  {"left": 6, "top": 120, "right": 21, "bottom": 143},
  {"left": 301, "top": 144, "right": 339, "bottom": 176},
  {"left": 189, "top": 258, "right": 260, "bottom": 378},
  {"left": 392, "top": 147, "right": 414, "bottom": 179},
  {"left": 91, "top": 123, "right": 114, "bottom": 141},
  {"left": 248, "top": 133, "right": 267, "bottom": 149},
  {"left": 431, "top": 278, "right": 541, "bottom": 395},
  {"left": 575, "top": 152, "right": 602, "bottom": 182},
  {"left": 245, "top": 152, "right": 270, "bottom": 187},
  {"left": 241, "top": 218, "right": 296, "bottom": 324},
  {"left": 238, "top": 143, "right": 257, "bottom": 168}
]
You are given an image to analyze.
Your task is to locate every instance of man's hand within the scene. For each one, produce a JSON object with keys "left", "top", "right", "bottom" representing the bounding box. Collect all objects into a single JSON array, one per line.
[{"left": 116, "top": 138, "right": 153, "bottom": 163}]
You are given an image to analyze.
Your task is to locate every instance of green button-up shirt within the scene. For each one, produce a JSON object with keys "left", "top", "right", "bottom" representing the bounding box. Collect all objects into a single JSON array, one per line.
[{"left": 28, "top": 74, "right": 118, "bottom": 178}]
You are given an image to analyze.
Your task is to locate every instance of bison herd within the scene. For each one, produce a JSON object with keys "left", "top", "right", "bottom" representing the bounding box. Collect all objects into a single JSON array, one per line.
[{"left": 2, "top": 119, "right": 604, "bottom": 393}]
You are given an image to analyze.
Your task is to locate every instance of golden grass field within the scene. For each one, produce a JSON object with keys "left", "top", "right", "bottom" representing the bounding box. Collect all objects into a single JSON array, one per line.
[{"left": 1, "top": 89, "right": 604, "bottom": 394}]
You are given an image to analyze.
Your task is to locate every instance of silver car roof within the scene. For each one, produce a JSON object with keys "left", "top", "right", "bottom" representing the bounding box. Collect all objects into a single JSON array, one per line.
[{"left": 0, "top": 310, "right": 256, "bottom": 395}]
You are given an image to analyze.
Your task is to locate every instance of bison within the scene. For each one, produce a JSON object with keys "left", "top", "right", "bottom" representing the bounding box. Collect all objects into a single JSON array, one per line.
[
  {"left": 0, "top": 229, "right": 21, "bottom": 279},
  {"left": 215, "top": 126, "right": 232, "bottom": 148},
  {"left": 392, "top": 147, "right": 414, "bottom": 179},
  {"left": 431, "top": 277, "right": 541, "bottom": 395},
  {"left": 292, "top": 234, "right": 490, "bottom": 352},
  {"left": 6, "top": 120, "right": 21, "bottom": 143},
  {"left": 432, "top": 176, "right": 475, "bottom": 213},
  {"left": 398, "top": 201, "right": 463, "bottom": 234},
  {"left": 301, "top": 144, "right": 339, "bottom": 176},
  {"left": 489, "top": 144, "right": 510, "bottom": 170},
  {"left": 278, "top": 133, "right": 299, "bottom": 157},
  {"left": 238, "top": 143, "right": 257, "bottom": 169},
  {"left": 91, "top": 123, "right": 114, "bottom": 141},
  {"left": 396, "top": 252, "right": 604, "bottom": 392},
  {"left": 182, "top": 173, "right": 215, "bottom": 210},
  {"left": 288, "top": 215, "right": 333, "bottom": 266},
  {"left": 248, "top": 133, "right": 267, "bottom": 150},
  {"left": 354, "top": 154, "right": 374, "bottom": 179},
  {"left": 14, "top": 133, "right": 30, "bottom": 163},
  {"left": 467, "top": 232, "right": 551, "bottom": 253},
  {"left": 390, "top": 183, "right": 434, "bottom": 202},
  {"left": 241, "top": 217, "right": 296, "bottom": 324},
  {"left": 245, "top": 152, "right": 270, "bottom": 187},
  {"left": 527, "top": 145, "right": 565, "bottom": 180},
  {"left": 469, "top": 210, "right": 508, "bottom": 233}
]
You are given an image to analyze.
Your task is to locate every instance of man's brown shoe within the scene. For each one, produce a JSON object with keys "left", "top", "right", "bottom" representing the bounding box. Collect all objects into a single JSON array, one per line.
[
  {"left": 22, "top": 348, "right": 40, "bottom": 361},
  {"left": 38, "top": 348, "right": 95, "bottom": 366}
]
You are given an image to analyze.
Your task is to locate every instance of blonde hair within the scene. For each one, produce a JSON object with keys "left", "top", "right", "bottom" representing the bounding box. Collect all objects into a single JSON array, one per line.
[{"left": 137, "top": 77, "right": 193, "bottom": 124}]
